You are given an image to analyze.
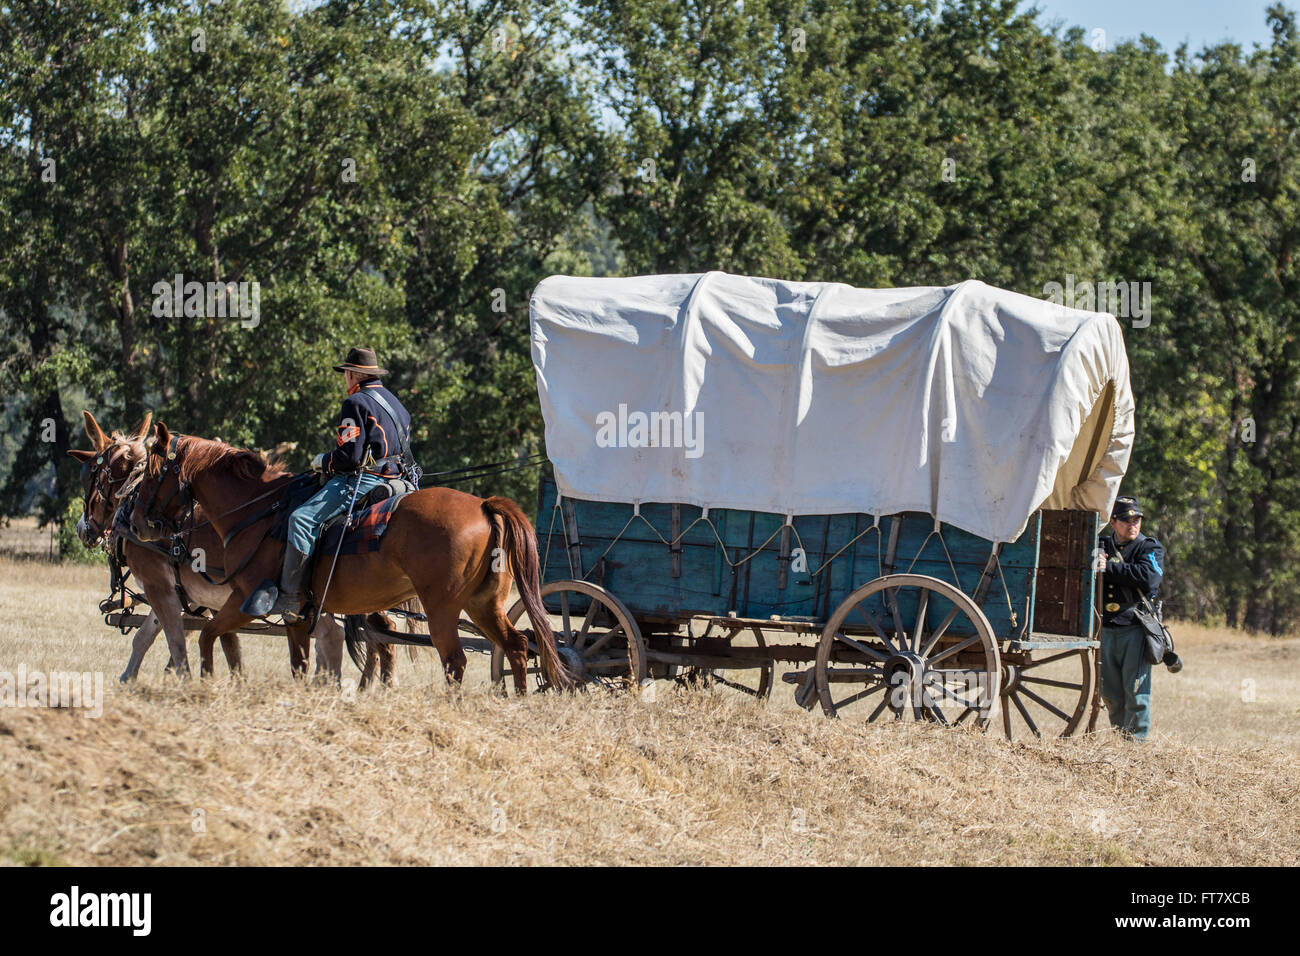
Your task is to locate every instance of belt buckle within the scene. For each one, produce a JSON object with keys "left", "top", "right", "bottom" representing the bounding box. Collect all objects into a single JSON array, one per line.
[{"left": 1105, "top": 602, "right": 1121, "bottom": 612}]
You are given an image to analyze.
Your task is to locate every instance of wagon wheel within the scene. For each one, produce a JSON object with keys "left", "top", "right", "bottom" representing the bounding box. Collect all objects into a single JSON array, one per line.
[
  {"left": 1000, "top": 646, "right": 1094, "bottom": 740},
  {"left": 489, "top": 580, "right": 647, "bottom": 694},
  {"left": 815, "top": 574, "right": 1001, "bottom": 729},
  {"left": 672, "top": 624, "right": 773, "bottom": 700}
]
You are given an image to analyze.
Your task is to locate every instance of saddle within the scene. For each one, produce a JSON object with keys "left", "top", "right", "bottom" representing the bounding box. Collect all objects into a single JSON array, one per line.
[
  {"left": 316, "top": 478, "right": 415, "bottom": 557},
  {"left": 257, "top": 474, "right": 416, "bottom": 620},
  {"left": 269, "top": 473, "right": 416, "bottom": 545}
]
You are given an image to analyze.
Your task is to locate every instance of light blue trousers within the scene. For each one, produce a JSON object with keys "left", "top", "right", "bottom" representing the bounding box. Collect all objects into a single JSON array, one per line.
[
  {"left": 1100, "top": 623, "right": 1153, "bottom": 740},
  {"left": 287, "top": 473, "right": 387, "bottom": 554}
]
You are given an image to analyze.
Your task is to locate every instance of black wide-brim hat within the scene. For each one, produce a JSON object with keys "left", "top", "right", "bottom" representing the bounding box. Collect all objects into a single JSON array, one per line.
[
  {"left": 334, "top": 347, "right": 388, "bottom": 376},
  {"left": 1112, "top": 495, "right": 1144, "bottom": 519}
]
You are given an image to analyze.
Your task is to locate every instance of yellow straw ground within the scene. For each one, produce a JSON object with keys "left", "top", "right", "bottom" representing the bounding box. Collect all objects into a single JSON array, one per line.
[{"left": 1, "top": 536, "right": 1296, "bottom": 866}]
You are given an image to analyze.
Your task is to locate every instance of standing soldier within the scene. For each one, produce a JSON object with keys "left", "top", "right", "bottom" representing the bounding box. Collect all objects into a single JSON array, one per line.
[
  {"left": 243, "top": 348, "right": 413, "bottom": 621},
  {"left": 1098, "top": 495, "right": 1164, "bottom": 740}
]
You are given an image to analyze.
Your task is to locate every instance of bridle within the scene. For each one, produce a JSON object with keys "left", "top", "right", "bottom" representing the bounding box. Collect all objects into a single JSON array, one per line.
[
  {"left": 80, "top": 440, "right": 146, "bottom": 544},
  {"left": 131, "top": 433, "right": 197, "bottom": 539}
]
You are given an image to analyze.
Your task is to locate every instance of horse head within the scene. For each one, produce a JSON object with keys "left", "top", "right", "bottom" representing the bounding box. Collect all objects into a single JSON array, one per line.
[
  {"left": 125, "top": 421, "right": 190, "bottom": 542},
  {"left": 67, "top": 410, "right": 152, "bottom": 547}
]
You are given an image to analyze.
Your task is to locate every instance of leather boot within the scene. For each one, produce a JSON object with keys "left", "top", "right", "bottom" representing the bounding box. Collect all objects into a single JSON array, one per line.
[
  {"left": 241, "top": 546, "right": 311, "bottom": 621},
  {"left": 270, "top": 546, "right": 311, "bottom": 621}
]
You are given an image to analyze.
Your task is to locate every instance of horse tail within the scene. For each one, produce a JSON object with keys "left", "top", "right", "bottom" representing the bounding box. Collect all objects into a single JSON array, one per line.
[
  {"left": 343, "top": 614, "right": 369, "bottom": 671},
  {"left": 481, "top": 496, "right": 575, "bottom": 691},
  {"left": 401, "top": 597, "right": 424, "bottom": 662}
]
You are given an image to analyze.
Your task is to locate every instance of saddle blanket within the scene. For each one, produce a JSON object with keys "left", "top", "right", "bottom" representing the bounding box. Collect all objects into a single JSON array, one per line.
[{"left": 319, "top": 492, "right": 407, "bottom": 556}]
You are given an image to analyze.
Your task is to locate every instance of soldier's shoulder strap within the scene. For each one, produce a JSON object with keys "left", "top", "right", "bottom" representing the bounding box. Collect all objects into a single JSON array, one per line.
[{"left": 366, "top": 388, "right": 413, "bottom": 465}]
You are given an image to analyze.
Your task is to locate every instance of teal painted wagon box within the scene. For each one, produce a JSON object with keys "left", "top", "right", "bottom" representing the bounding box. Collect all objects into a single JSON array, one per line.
[{"left": 535, "top": 474, "right": 1099, "bottom": 644}]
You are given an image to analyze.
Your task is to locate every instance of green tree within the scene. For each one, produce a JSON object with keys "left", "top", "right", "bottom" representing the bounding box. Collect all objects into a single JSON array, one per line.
[
  {"left": 1161, "top": 6, "right": 1300, "bottom": 632},
  {"left": 578, "top": 0, "right": 802, "bottom": 275}
]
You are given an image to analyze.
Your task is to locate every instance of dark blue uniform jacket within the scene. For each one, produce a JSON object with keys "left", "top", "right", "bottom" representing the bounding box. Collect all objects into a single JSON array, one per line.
[
  {"left": 320, "top": 380, "right": 412, "bottom": 478},
  {"left": 1099, "top": 531, "right": 1164, "bottom": 627}
]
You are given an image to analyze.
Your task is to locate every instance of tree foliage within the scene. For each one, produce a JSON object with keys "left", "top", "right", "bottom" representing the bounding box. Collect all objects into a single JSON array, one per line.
[{"left": 2, "top": 0, "right": 1298, "bottom": 631}]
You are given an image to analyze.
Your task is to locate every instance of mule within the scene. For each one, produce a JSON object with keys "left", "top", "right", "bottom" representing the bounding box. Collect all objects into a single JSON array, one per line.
[
  {"left": 123, "top": 423, "right": 570, "bottom": 692},
  {"left": 69, "top": 412, "right": 344, "bottom": 681}
]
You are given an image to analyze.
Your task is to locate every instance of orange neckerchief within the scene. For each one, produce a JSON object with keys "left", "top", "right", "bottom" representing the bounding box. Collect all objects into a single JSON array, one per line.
[{"left": 347, "top": 378, "right": 377, "bottom": 396}]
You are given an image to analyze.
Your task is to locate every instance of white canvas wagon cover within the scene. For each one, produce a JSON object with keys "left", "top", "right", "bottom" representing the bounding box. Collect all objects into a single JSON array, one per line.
[{"left": 529, "top": 272, "right": 1134, "bottom": 543}]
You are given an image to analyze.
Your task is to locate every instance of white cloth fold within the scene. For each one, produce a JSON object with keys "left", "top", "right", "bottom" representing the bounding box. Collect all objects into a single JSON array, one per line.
[{"left": 531, "top": 272, "right": 1133, "bottom": 543}]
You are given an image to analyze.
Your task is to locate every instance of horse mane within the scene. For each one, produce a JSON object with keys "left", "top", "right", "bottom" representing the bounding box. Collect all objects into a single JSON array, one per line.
[
  {"left": 108, "top": 431, "right": 146, "bottom": 464},
  {"left": 167, "top": 435, "right": 287, "bottom": 484}
]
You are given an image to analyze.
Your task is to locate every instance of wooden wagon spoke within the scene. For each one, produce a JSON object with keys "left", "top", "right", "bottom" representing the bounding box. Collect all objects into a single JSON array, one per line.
[
  {"left": 921, "top": 689, "right": 948, "bottom": 724},
  {"left": 928, "top": 668, "right": 991, "bottom": 707},
  {"left": 559, "top": 590, "right": 573, "bottom": 644},
  {"left": 1017, "top": 684, "right": 1072, "bottom": 722},
  {"left": 912, "top": 587, "right": 930, "bottom": 653},
  {"left": 572, "top": 598, "right": 600, "bottom": 652},
  {"left": 1009, "top": 691, "right": 1042, "bottom": 738},
  {"left": 931, "top": 682, "right": 983, "bottom": 710},
  {"left": 852, "top": 602, "right": 897, "bottom": 653},
  {"left": 918, "top": 606, "right": 962, "bottom": 658},
  {"left": 926, "top": 633, "right": 980, "bottom": 666},
  {"left": 866, "top": 690, "right": 895, "bottom": 721},
  {"left": 581, "top": 624, "right": 623, "bottom": 659},
  {"left": 833, "top": 630, "right": 888, "bottom": 663},
  {"left": 954, "top": 706, "right": 976, "bottom": 725},
  {"left": 1021, "top": 648, "right": 1081, "bottom": 669},
  {"left": 887, "top": 586, "right": 908, "bottom": 650},
  {"left": 927, "top": 666, "right": 987, "bottom": 679},
  {"left": 1020, "top": 675, "right": 1084, "bottom": 691}
]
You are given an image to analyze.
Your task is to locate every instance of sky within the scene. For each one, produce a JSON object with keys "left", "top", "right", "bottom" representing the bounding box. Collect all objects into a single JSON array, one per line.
[{"left": 1019, "top": 0, "right": 1281, "bottom": 55}]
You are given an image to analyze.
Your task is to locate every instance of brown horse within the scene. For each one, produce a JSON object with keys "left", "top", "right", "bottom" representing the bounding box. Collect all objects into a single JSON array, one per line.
[
  {"left": 124, "top": 422, "right": 570, "bottom": 691},
  {"left": 69, "top": 412, "right": 343, "bottom": 680}
]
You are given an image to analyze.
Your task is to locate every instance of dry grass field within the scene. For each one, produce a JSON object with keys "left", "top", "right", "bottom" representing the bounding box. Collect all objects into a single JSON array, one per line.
[{"left": 1, "top": 518, "right": 1297, "bottom": 866}]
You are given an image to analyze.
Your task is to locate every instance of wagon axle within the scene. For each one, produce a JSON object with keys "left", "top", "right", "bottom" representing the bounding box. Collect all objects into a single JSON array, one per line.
[{"left": 882, "top": 651, "right": 927, "bottom": 715}]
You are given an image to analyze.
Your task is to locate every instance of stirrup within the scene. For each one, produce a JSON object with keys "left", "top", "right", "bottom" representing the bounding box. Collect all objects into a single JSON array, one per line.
[
  {"left": 279, "top": 599, "right": 307, "bottom": 625},
  {"left": 270, "top": 589, "right": 305, "bottom": 621}
]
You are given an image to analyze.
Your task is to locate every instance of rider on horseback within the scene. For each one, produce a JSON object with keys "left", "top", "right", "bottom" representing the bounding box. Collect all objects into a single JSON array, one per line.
[{"left": 243, "top": 347, "right": 413, "bottom": 622}]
